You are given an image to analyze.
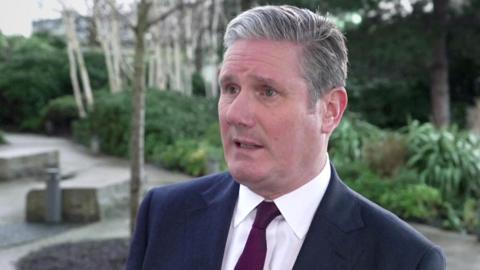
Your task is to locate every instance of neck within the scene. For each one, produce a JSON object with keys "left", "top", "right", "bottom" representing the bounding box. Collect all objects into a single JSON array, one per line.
[{"left": 258, "top": 154, "right": 329, "bottom": 200}]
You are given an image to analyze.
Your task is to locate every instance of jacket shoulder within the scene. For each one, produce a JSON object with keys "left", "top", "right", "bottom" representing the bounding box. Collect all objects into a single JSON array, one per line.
[
  {"left": 348, "top": 187, "right": 445, "bottom": 269},
  {"left": 146, "top": 172, "right": 233, "bottom": 209}
]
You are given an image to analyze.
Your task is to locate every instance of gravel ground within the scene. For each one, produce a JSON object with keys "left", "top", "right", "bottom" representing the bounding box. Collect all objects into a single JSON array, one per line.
[{"left": 16, "top": 238, "right": 129, "bottom": 270}]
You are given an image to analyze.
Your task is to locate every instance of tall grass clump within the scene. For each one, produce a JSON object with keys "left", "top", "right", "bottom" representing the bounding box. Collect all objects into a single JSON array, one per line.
[{"left": 404, "top": 120, "right": 480, "bottom": 200}]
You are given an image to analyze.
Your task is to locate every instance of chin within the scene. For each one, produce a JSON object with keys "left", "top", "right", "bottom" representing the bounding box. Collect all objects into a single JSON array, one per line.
[{"left": 228, "top": 163, "right": 268, "bottom": 187}]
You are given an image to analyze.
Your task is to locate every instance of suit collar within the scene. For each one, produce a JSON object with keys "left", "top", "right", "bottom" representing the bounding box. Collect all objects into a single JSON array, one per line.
[
  {"left": 200, "top": 172, "right": 239, "bottom": 207},
  {"left": 320, "top": 165, "right": 364, "bottom": 232},
  {"left": 293, "top": 164, "right": 365, "bottom": 270},
  {"left": 181, "top": 166, "right": 366, "bottom": 270},
  {"left": 184, "top": 173, "right": 239, "bottom": 270}
]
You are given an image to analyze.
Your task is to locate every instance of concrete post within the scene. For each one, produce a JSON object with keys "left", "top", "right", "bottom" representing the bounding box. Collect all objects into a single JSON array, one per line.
[
  {"left": 90, "top": 135, "right": 100, "bottom": 155},
  {"left": 45, "top": 167, "right": 62, "bottom": 223}
]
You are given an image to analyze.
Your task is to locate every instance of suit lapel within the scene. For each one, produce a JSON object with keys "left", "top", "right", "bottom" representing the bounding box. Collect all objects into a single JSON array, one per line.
[
  {"left": 293, "top": 164, "right": 365, "bottom": 270},
  {"left": 184, "top": 173, "right": 239, "bottom": 270}
]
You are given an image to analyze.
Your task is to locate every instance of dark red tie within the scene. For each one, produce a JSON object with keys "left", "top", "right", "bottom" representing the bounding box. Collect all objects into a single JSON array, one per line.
[{"left": 234, "top": 201, "right": 281, "bottom": 270}]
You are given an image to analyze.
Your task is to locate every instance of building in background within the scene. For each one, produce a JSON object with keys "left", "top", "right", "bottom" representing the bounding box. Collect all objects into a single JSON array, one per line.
[
  {"left": 32, "top": 13, "right": 134, "bottom": 46},
  {"left": 32, "top": 13, "right": 92, "bottom": 44}
]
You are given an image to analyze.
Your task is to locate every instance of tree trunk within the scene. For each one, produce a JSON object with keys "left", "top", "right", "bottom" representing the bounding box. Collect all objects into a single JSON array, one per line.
[
  {"left": 63, "top": 10, "right": 87, "bottom": 118},
  {"left": 173, "top": 36, "right": 182, "bottom": 91},
  {"left": 93, "top": 0, "right": 116, "bottom": 93},
  {"left": 101, "top": 38, "right": 117, "bottom": 92},
  {"left": 124, "top": 0, "right": 199, "bottom": 234},
  {"left": 129, "top": 0, "right": 150, "bottom": 234},
  {"left": 94, "top": 0, "right": 123, "bottom": 93},
  {"left": 183, "top": 7, "right": 193, "bottom": 96},
  {"left": 166, "top": 41, "right": 174, "bottom": 88},
  {"left": 154, "top": 44, "right": 166, "bottom": 89},
  {"left": 430, "top": 0, "right": 450, "bottom": 127},
  {"left": 74, "top": 44, "right": 94, "bottom": 109},
  {"left": 110, "top": 2, "right": 123, "bottom": 92},
  {"left": 65, "top": 12, "right": 94, "bottom": 109},
  {"left": 66, "top": 33, "right": 87, "bottom": 119},
  {"left": 194, "top": 31, "right": 204, "bottom": 74},
  {"left": 208, "top": 0, "right": 222, "bottom": 98},
  {"left": 148, "top": 51, "right": 155, "bottom": 87}
]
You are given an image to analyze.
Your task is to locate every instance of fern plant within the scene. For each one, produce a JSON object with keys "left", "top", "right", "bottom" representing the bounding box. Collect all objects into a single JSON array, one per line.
[{"left": 404, "top": 121, "right": 480, "bottom": 200}]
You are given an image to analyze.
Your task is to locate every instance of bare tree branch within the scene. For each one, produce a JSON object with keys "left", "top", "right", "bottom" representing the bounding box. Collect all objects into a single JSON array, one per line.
[
  {"left": 106, "top": 0, "right": 135, "bottom": 30},
  {"left": 146, "top": 0, "right": 207, "bottom": 28}
]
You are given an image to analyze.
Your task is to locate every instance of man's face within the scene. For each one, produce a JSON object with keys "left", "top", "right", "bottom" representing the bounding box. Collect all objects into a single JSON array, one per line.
[{"left": 218, "top": 39, "right": 328, "bottom": 198}]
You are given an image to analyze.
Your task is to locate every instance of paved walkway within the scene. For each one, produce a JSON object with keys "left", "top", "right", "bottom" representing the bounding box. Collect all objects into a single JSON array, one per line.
[
  {"left": 0, "top": 133, "right": 479, "bottom": 269},
  {"left": 0, "top": 133, "right": 190, "bottom": 269}
]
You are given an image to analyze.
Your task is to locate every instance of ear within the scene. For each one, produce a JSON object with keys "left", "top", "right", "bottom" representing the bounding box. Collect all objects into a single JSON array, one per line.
[{"left": 320, "top": 87, "right": 348, "bottom": 134}]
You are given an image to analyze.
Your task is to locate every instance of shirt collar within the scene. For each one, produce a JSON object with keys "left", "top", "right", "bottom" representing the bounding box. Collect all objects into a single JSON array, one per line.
[{"left": 233, "top": 155, "right": 331, "bottom": 240}]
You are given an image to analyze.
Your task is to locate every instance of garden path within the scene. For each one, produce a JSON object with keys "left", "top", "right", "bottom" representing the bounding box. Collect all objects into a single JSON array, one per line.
[{"left": 0, "top": 133, "right": 479, "bottom": 270}]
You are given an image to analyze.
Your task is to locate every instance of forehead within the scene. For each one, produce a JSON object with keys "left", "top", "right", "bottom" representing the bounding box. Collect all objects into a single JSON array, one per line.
[{"left": 219, "top": 39, "right": 304, "bottom": 82}]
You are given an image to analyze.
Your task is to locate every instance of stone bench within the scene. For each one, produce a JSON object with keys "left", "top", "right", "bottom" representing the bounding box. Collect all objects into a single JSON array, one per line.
[
  {"left": 0, "top": 148, "right": 59, "bottom": 182},
  {"left": 26, "top": 167, "right": 130, "bottom": 223}
]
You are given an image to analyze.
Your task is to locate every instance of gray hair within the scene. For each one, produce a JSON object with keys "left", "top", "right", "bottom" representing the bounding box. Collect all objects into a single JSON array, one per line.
[{"left": 224, "top": 5, "right": 348, "bottom": 103}]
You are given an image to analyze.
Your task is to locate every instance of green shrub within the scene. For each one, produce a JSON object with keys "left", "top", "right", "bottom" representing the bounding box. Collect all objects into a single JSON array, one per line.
[
  {"left": 143, "top": 90, "right": 218, "bottom": 159},
  {"left": 347, "top": 78, "right": 430, "bottom": 128},
  {"left": 83, "top": 49, "right": 108, "bottom": 90},
  {"left": 379, "top": 184, "right": 442, "bottom": 221},
  {"left": 336, "top": 160, "right": 379, "bottom": 184},
  {"left": 329, "top": 114, "right": 384, "bottom": 163},
  {"left": 343, "top": 162, "right": 442, "bottom": 222},
  {"left": 192, "top": 72, "right": 206, "bottom": 97},
  {"left": 154, "top": 139, "right": 204, "bottom": 175},
  {"left": 40, "top": 95, "right": 79, "bottom": 134},
  {"left": 0, "top": 33, "right": 108, "bottom": 132},
  {"left": 404, "top": 120, "right": 480, "bottom": 200},
  {"left": 0, "top": 35, "right": 71, "bottom": 130},
  {"left": 153, "top": 139, "right": 225, "bottom": 176},
  {"left": 72, "top": 119, "right": 92, "bottom": 146},
  {"left": 0, "top": 130, "right": 5, "bottom": 144},
  {"left": 344, "top": 171, "right": 390, "bottom": 203},
  {"left": 73, "top": 89, "right": 222, "bottom": 175},
  {"left": 203, "top": 122, "right": 223, "bottom": 147},
  {"left": 73, "top": 91, "right": 131, "bottom": 156},
  {"left": 462, "top": 198, "right": 479, "bottom": 233},
  {"left": 467, "top": 98, "right": 480, "bottom": 135},
  {"left": 150, "top": 121, "right": 227, "bottom": 176},
  {"left": 363, "top": 133, "right": 408, "bottom": 177},
  {"left": 441, "top": 202, "right": 463, "bottom": 231}
]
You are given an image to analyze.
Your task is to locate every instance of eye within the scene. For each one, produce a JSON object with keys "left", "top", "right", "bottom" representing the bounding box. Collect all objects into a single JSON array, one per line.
[
  {"left": 262, "top": 87, "right": 278, "bottom": 97},
  {"left": 223, "top": 84, "right": 240, "bottom": 95}
]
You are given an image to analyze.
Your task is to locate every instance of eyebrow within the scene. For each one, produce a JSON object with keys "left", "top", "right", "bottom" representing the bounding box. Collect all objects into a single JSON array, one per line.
[
  {"left": 218, "top": 74, "right": 234, "bottom": 86},
  {"left": 249, "top": 75, "right": 277, "bottom": 86},
  {"left": 218, "top": 74, "right": 277, "bottom": 87}
]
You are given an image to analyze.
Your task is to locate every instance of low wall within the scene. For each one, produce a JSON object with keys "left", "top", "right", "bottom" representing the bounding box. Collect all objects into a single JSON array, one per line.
[
  {"left": 0, "top": 149, "right": 59, "bottom": 182},
  {"left": 26, "top": 174, "right": 130, "bottom": 223}
]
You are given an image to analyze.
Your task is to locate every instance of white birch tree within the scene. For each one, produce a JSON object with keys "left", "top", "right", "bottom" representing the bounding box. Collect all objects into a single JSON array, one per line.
[
  {"left": 208, "top": 0, "right": 225, "bottom": 98},
  {"left": 60, "top": 4, "right": 94, "bottom": 114},
  {"left": 92, "top": 0, "right": 124, "bottom": 93},
  {"left": 111, "top": 0, "right": 203, "bottom": 234}
]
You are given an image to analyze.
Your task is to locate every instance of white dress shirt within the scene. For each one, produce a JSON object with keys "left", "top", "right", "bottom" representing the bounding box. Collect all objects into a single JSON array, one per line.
[{"left": 221, "top": 156, "right": 331, "bottom": 270}]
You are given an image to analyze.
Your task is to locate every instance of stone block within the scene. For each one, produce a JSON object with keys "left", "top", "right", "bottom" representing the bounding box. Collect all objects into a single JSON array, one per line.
[
  {"left": 26, "top": 175, "right": 129, "bottom": 223},
  {"left": 0, "top": 149, "right": 59, "bottom": 182}
]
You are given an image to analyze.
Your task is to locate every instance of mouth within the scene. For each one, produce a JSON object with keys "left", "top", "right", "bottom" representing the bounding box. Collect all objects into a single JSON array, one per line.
[{"left": 233, "top": 138, "right": 263, "bottom": 150}]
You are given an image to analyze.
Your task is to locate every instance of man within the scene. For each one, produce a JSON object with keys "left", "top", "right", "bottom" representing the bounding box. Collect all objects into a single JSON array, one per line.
[{"left": 125, "top": 5, "right": 446, "bottom": 270}]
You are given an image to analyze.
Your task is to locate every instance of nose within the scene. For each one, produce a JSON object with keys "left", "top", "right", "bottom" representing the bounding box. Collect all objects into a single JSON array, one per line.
[{"left": 224, "top": 90, "right": 255, "bottom": 128}]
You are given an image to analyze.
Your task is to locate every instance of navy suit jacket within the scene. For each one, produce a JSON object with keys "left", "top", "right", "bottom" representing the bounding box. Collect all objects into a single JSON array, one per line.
[{"left": 125, "top": 165, "right": 446, "bottom": 270}]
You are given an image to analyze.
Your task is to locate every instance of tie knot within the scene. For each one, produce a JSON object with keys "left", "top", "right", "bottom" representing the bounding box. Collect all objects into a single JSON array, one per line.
[{"left": 252, "top": 201, "right": 280, "bottom": 229}]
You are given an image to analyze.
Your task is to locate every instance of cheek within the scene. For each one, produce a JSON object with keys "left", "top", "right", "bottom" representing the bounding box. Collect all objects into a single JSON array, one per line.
[
  {"left": 268, "top": 121, "right": 299, "bottom": 154},
  {"left": 218, "top": 105, "right": 228, "bottom": 130},
  {"left": 219, "top": 120, "right": 229, "bottom": 143},
  {"left": 272, "top": 115, "right": 319, "bottom": 155}
]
